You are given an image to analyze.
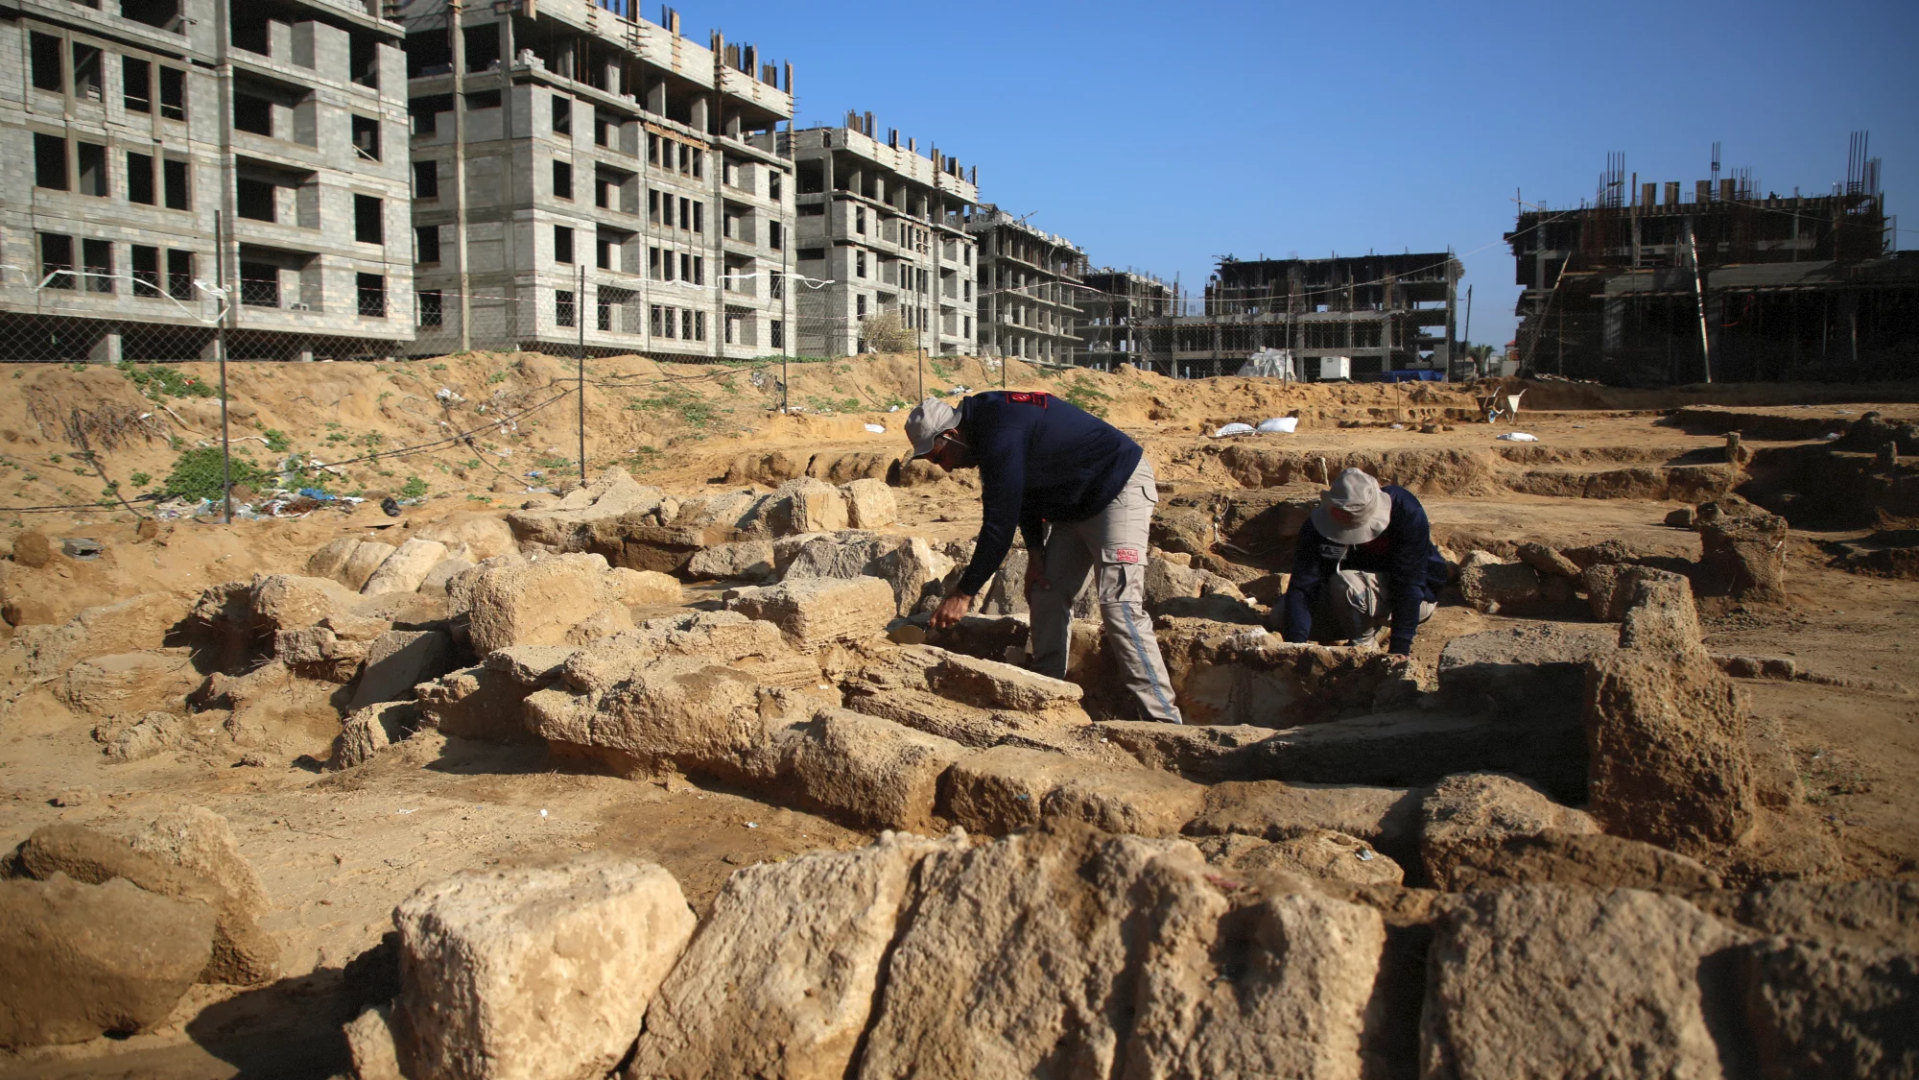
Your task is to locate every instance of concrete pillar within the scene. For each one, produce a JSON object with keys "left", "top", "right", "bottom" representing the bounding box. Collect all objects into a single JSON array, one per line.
[
  {"left": 646, "top": 79, "right": 666, "bottom": 114},
  {"left": 689, "top": 95, "right": 708, "bottom": 133},
  {"left": 268, "top": 20, "right": 293, "bottom": 61},
  {"left": 89, "top": 331, "right": 123, "bottom": 364}
]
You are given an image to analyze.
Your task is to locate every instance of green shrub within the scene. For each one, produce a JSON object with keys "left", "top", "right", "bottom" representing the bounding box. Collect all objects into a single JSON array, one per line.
[
  {"left": 118, "top": 362, "right": 218, "bottom": 401},
  {"left": 399, "top": 476, "right": 428, "bottom": 499},
  {"left": 263, "top": 428, "right": 291, "bottom": 453},
  {"left": 129, "top": 472, "right": 151, "bottom": 487},
  {"left": 163, "top": 447, "right": 273, "bottom": 502}
]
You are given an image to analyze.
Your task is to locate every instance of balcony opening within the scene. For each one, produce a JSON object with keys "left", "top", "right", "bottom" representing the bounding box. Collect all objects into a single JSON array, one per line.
[
  {"left": 236, "top": 178, "right": 276, "bottom": 222},
  {"left": 409, "top": 94, "right": 451, "bottom": 136},
  {"left": 234, "top": 94, "right": 273, "bottom": 136},
  {"left": 34, "top": 134, "right": 68, "bottom": 191},
  {"left": 405, "top": 29, "right": 451, "bottom": 78},
  {"left": 463, "top": 24, "right": 500, "bottom": 73},
  {"left": 39, "top": 234, "right": 74, "bottom": 290},
  {"left": 159, "top": 67, "right": 186, "bottom": 120},
  {"left": 350, "top": 33, "right": 380, "bottom": 88},
  {"left": 72, "top": 44, "right": 102, "bottom": 102},
  {"left": 127, "top": 152, "right": 155, "bottom": 205}
]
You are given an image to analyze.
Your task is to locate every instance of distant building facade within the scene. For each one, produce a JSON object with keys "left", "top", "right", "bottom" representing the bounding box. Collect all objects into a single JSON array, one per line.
[{"left": 768, "top": 114, "right": 978, "bottom": 357}]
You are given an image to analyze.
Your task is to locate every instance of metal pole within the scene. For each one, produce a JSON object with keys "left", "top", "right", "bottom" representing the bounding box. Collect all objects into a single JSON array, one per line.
[
  {"left": 216, "top": 210, "right": 232, "bottom": 525},
  {"left": 1461, "top": 284, "right": 1473, "bottom": 374},
  {"left": 918, "top": 346, "right": 924, "bottom": 401},
  {"left": 577, "top": 262, "right": 587, "bottom": 482},
  {"left": 1687, "top": 223, "right": 1713, "bottom": 383}
]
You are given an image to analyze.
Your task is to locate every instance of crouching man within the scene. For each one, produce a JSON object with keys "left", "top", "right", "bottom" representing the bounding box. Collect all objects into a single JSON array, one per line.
[
  {"left": 1269, "top": 467, "right": 1448, "bottom": 656},
  {"left": 907, "top": 392, "right": 1182, "bottom": 724}
]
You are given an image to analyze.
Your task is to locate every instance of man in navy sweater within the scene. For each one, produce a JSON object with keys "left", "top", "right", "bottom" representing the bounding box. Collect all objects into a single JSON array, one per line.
[
  {"left": 1270, "top": 468, "right": 1448, "bottom": 656},
  {"left": 906, "top": 392, "right": 1182, "bottom": 723}
]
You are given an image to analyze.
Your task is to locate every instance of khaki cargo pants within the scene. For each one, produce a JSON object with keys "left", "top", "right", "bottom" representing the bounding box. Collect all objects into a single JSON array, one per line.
[
  {"left": 1027, "top": 458, "right": 1183, "bottom": 724},
  {"left": 1329, "top": 569, "right": 1437, "bottom": 643}
]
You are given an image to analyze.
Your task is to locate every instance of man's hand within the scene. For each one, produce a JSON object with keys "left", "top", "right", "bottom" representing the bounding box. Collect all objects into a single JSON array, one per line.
[
  {"left": 1024, "top": 563, "right": 1051, "bottom": 599},
  {"left": 930, "top": 590, "right": 973, "bottom": 631}
]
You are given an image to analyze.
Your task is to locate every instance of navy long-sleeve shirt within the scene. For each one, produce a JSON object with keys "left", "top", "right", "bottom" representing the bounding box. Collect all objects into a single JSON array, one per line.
[
  {"left": 1278, "top": 485, "right": 1448, "bottom": 655},
  {"left": 953, "top": 391, "right": 1143, "bottom": 596}
]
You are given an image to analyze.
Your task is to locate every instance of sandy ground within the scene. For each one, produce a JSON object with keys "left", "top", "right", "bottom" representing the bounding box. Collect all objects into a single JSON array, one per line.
[{"left": 1, "top": 358, "right": 1916, "bottom": 1078}]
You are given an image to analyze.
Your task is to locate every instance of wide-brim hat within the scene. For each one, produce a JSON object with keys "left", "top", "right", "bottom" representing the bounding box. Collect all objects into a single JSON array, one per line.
[
  {"left": 1311, "top": 467, "right": 1390, "bottom": 545},
  {"left": 905, "top": 397, "right": 959, "bottom": 458}
]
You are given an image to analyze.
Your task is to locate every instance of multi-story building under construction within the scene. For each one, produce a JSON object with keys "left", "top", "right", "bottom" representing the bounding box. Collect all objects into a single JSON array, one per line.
[
  {"left": 1, "top": 0, "right": 414, "bottom": 360},
  {"left": 1168, "top": 253, "right": 1461, "bottom": 378},
  {"left": 766, "top": 113, "right": 977, "bottom": 358},
  {"left": 395, "top": 1, "right": 795, "bottom": 360},
  {"left": 968, "top": 205, "right": 1085, "bottom": 365},
  {"left": 1508, "top": 141, "right": 1917, "bottom": 384},
  {"left": 1077, "top": 268, "right": 1177, "bottom": 373}
]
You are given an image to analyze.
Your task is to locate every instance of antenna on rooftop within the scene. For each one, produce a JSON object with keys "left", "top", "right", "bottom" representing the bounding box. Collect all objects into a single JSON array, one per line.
[{"left": 1710, "top": 141, "right": 1722, "bottom": 201}]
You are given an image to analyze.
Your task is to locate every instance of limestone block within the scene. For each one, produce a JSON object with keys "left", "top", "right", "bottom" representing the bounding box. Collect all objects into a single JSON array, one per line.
[
  {"left": 1420, "top": 886, "right": 1747, "bottom": 1079},
  {"left": 1584, "top": 647, "right": 1758, "bottom": 854},
  {"left": 1617, "top": 570, "right": 1705, "bottom": 654},
  {"left": 525, "top": 655, "right": 769, "bottom": 778},
  {"left": 781, "top": 708, "right": 965, "bottom": 831},
  {"left": 632, "top": 834, "right": 955, "bottom": 1080},
  {"left": 1153, "top": 619, "right": 1405, "bottom": 727},
  {"left": 345, "top": 1004, "right": 404, "bottom": 1080},
  {"left": 1123, "top": 889, "right": 1387, "bottom": 1080},
  {"left": 1437, "top": 623, "right": 1615, "bottom": 719},
  {"left": 1698, "top": 511, "right": 1789, "bottom": 604},
  {"left": 505, "top": 467, "right": 667, "bottom": 550},
  {"left": 1193, "top": 829, "right": 1406, "bottom": 887},
  {"left": 554, "top": 612, "right": 791, "bottom": 695},
  {"left": 330, "top": 701, "right": 420, "bottom": 769},
  {"left": 869, "top": 536, "right": 954, "bottom": 616},
  {"left": 942, "top": 745, "right": 1206, "bottom": 838},
  {"left": 465, "top": 553, "right": 614, "bottom": 654},
  {"left": 770, "top": 477, "right": 849, "bottom": 535},
  {"left": 393, "top": 854, "right": 695, "bottom": 1080},
  {"left": 276, "top": 625, "right": 373, "bottom": 683},
  {"left": 15, "top": 824, "right": 275, "bottom": 986},
  {"left": 685, "top": 539, "right": 775, "bottom": 581},
  {"left": 1581, "top": 562, "right": 1667, "bottom": 622},
  {"left": 841, "top": 476, "right": 897, "bottom": 529},
  {"left": 855, "top": 826, "right": 1208, "bottom": 1080},
  {"left": 60, "top": 651, "right": 198, "bottom": 717},
  {"left": 780, "top": 530, "right": 895, "bottom": 581},
  {"left": 927, "top": 649, "right": 1083, "bottom": 712},
  {"left": 412, "top": 512, "right": 519, "bottom": 561},
  {"left": 726, "top": 575, "right": 895, "bottom": 649},
  {"left": 251, "top": 574, "right": 361, "bottom": 633},
  {"left": 346, "top": 629, "right": 456, "bottom": 712},
  {"left": 1456, "top": 552, "right": 1542, "bottom": 613},
  {"left": 1417, "top": 772, "right": 1600, "bottom": 889},
  {"left": 1724, "top": 880, "right": 1919, "bottom": 952},
  {"left": 0, "top": 875, "right": 214, "bottom": 1048},
  {"left": 308, "top": 537, "right": 398, "bottom": 591},
  {"left": 604, "top": 567, "right": 682, "bottom": 606},
  {"left": 1437, "top": 830, "right": 1722, "bottom": 893},
  {"left": 417, "top": 666, "right": 541, "bottom": 745},
  {"left": 1514, "top": 541, "right": 1582, "bottom": 579},
  {"left": 361, "top": 539, "right": 451, "bottom": 595},
  {"left": 417, "top": 558, "right": 476, "bottom": 597},
  {"left": 1185, "top": 779, "right": 1422, "bottom": 864},
  {"left": 130, "top": 806, "right": 272, "bottom": 920},
  {"left": 1742, "top": 937, "right": 1919, "bottom": 1079}
]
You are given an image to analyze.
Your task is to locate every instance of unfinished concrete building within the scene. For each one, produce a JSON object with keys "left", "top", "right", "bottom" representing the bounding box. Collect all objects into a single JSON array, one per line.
[
  {"left": 1509, "top": 142, "right": 1916, "bottom": 384},
  {"left": 968, "top": 205, "right": 1085, "bottom": 366},
  {"left": 0, "top": 0, "right": 414, "bottom": 361},
  {"left": 1168, "top": 254, "right": 1461, "bottom": 378},
  {"left": 396, "top": 1, "right": 794, "bottom": 360},
  {"left": 766, "top": 113, "right": 977, "bottom": 357},
  {"left": 1077, "top": 268, "right": 1177, "bottom": 373}
]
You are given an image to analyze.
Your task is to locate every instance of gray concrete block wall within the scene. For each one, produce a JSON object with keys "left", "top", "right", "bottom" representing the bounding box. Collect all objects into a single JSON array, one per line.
[{"left": 0, "top": 0, "right": 416, "bottom": 356}]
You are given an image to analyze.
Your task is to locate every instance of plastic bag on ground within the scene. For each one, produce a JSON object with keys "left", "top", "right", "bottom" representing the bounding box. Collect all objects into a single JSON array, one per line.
[
  {"left": 1496, "top": 432, "right": 1539, "bottom": 442},
  {"left": 1212, "top": 422, "right": 1256, "bottom": 438},
  {"left": 1256, "top": 417, "right": 1299, "bottom": 434}
]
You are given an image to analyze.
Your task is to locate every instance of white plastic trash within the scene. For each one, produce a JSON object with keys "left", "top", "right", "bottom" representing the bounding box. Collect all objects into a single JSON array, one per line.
[
  {"left": 1212, "top": 422, "right": 1256, "bottom": 438},
  {"left": 863, "top": 423, "right": 885, "bottom": 433},
  {"left": 1255, "top": 417, "right": 1299, "bottom": 434},
  {"left": 1496, "top": 432, "right": 1539, "bottom": 442}
]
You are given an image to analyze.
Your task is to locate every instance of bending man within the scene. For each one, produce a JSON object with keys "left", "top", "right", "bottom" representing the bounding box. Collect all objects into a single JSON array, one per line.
[
  {"left": 907, "top": 392, "right": 1182, "bottom": 724},
  {"left": 1270, "top": 467, "right": 1448, "bottom": 656}
]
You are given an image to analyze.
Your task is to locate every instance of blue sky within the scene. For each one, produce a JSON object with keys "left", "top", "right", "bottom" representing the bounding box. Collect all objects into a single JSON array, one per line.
[{"left": 696, "top": 0, "right": 1917, "bottom": 351}]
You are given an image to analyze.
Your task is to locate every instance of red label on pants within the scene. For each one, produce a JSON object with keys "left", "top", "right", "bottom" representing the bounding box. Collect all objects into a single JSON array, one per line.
[{"left": 1112, "top": 547, "right": 1140, "bottom": 564}]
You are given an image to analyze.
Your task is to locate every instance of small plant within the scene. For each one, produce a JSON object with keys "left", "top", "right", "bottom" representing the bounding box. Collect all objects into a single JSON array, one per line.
[
  {"left": 327, "top": 432, "right": 349, "bottom": 443},
  {"left": 359, "top": 432, "right": 385, "bottom": 449},
  {"left": 1058, "top": 378, "right": 1112, "bottom": 418},
  {"left": 117, "top": 361, "right": 217, "bottom": 401},
  {"left": 162, "top": 447, "right": 273, "bottom": 502},
  {"left": 129, "top": 472, "right": 151, "bottom": 487},
  {"left": 377, "top": 391, "right": 393, "bottom": 404},
  {"left": 487, "top": 371, "right": 508, "bottom": 384},
  {"left": 628, "top": 384, "right": 719, "bottom": 429},
  {"left": 803, "top": 395, "right": 861, "bottom": 414},
  {"left": 929, "top": 360, "right": 956, "bottom": 382},
  {"left": 429, "top": 363, "right": 447, "bottom": 371},
  {"left": 625, "top": 445, "right": 662, "bottom": 472},
  {"left": 399, "top": 476, "right": 428, "bottom": 499},
  {"left": 48, "top": 454, "right": 62, "bottom": 464},
  {"left": 263, "top": 428, "right": 291, "bottom": 453}
]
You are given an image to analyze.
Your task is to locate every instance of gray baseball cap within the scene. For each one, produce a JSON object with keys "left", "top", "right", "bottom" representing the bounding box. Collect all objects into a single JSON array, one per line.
[{"left": 904, "top": 397, "right": 959, "bottom": 458}]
